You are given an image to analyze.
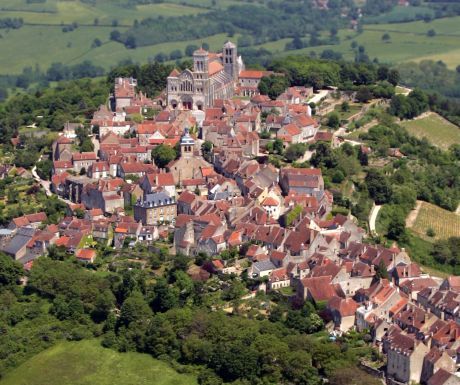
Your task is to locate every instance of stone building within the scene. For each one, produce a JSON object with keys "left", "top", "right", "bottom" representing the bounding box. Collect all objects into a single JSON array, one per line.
[
  {"left": 168, "top": 128, "right": 212, "bottom": 185},
  {"left": 166, "top": 41, "right": 244, "bottom": 110},
  {"left": 134, "top": 191, "right": 177, "bottom": 225}
]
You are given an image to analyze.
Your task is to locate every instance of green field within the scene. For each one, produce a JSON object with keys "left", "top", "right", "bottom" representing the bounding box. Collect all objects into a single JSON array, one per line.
[
  {"left": 281, "top": 16, "right": 460, "bottom": 69},
  {"left": 0, "top": 340, "right": 197, "bottom": 385},
  {"left": 1, "top": 1, "right": 460, "bottom": 74},
  {"left": 401, "top": 112, "right": 460, "bottom": 150}
]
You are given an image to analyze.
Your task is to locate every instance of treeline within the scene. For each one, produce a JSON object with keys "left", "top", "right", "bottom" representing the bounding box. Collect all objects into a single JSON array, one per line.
[
  {"left": 0, "top": 78, "right": 108, "bottom": 142},
  {"left": 267, "top": 55, "right": 399, "bottom": 91},
  {"left": 398, "top": 60, "right": 460, "bottom": 99},
  {"left": 116, "top": 2, "right": 350, "bottom": 48},
  {"left": 0, "top": 17, "right": 23, "bottom": 29},
  {"left": 0, "top": 61, "right": 106, "bottom": 100},
  {"left": 107, "top": 61, "right": 176, "bottom": 97}
]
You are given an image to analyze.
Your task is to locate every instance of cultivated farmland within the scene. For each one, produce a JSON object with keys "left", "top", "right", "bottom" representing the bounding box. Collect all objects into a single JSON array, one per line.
[
  {"left": 408, "top": 201, "right": 460, "bottom": 241},
  {"left": 401, "top": 112, "right": 460, "bottom": 150}
]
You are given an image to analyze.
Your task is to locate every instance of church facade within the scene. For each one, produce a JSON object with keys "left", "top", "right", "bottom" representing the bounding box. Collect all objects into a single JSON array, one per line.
[{"left": 166, "top": 41, "right": 244, "bottom": 111}]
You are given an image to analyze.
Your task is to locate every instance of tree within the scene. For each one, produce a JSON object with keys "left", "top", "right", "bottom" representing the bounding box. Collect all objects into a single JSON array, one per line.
[
  {"left": 119, "top": 291, "right": 152, "bottom": 327},
  {"left": 387, "top": 211, "right": 407, "bottom": 242},
  {"left": 341, "top": 101, "right": 350, "bottom": 112},
  {"left": 327, "top": 112, "right": 340, "bottom": 129},
  {"left": 169, "top": 49, "right": 183, "bottom": 60},
  {"left": 387, "top": 69, "right": 400, "bottom": 86},
  {"left": 91, "top": 38, "right": 102, "bottom": 48},
  {"left": 285, "top": 143, "right": 307, "bottom": 162},
  {"left": 185, "top": 44, "right": 199, "bottom": 56},
  {"left": 0, "top": 252, "right": 23, "bottom": 287},
  {"left": 201, "top": 141, "right": 213, "bottom": 162},
  {"left": 151, "top": 278, "right": 180, "bottom": 312},
  {"left": 355, "top": 86, "right": 373, "bottom": 103},
  {"left": 427, "top": 29, "right": 436, "bottom": 37},
  {"left": 258, "top": 75, "right": 289, "bottom": 100},
  {"left": 381, "top": 33, "right": 391, "bottom": 42},
  {"left": 365, "top": 169, "right": 392, "bottom": 204},
  {"left": 125, "top": 35, "right": 137, "bottom": 49},
  {"left": 273, "top": 138, "right": 284, "bottom": 155},
  {"left": 36, "top": 159, "right": 53, "bottom": 180},
  {"left": 376, "top": 260, "right": 389, "bottom": 279},
  {"left": 151, "top": 144, "right": 176, "bottom": 168},
  {"left": 110, "top": 30, "right": 121, "bottom": 42}
]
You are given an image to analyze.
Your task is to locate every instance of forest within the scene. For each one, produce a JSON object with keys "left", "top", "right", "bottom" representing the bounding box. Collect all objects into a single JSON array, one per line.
[{"left": 0, "top": 249, "right": 382, "bottom": 385}]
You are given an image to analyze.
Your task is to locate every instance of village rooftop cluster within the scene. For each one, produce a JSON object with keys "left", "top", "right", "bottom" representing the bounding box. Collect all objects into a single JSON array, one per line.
[{"left": 0, "top": 43, "right": 459, "bottom": 385}]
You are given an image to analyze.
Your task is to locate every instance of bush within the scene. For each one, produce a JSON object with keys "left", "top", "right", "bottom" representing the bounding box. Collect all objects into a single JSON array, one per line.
[{"left": 426, "top": 228, "right": 436, "bottom": 237}]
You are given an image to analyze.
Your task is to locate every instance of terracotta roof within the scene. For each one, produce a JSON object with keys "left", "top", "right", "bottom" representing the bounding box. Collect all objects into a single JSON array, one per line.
[
  {"left": 239, "top": 70, "right": 267, "bottom": 79},
  {"left": 427, "top": 369, "right": 454, "bottom": 385},
  {"left": 169, "top": 68, "right": 180, "bottom": 77},
  {"left": 209, "top": 61, "right": 223, "bottom": 76},
  {"left": 328, "top": 296, "right": 358, "bottom": 317},
  {"left": 300, "top": 276, "right": 339, "bottom": 302},
  {"left": 262, "top": 197, "right": 278, "bottom": 206},
  {"left": 76, "top": 248, "right": 96, "bottom": 261}
]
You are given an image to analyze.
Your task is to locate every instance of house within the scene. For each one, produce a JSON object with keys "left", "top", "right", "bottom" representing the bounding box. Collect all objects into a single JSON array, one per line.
[
  {"left": 8, "top": 212, "right": 47, "bottom": 230},
  {"left": 279, "top": 168, "right": 324, "bottom": 198},
  {"left": 1, "top": 227, "right": 35, "bottom": 260},
  {"left": 298, "top": 276, "right": 343, "bottom": 304},
  {"left": 427, "top": 369, "right": 459, "bottom": 385},
  {"left": 113, "top": 219, "right": 142, "bottom": 248},
  {"left": 386, "top": 330, "right": 430, "bottom": 384},
  {"left": 133, "top": 192, "right": 176, "bottom": 225},
  {"left": 75, "top": 248, "right": 97, "bottom": 263},
  {"left": 251, "top": 260, "right": 276, "bottom": 278},
  {"left": 72, "top": 152, "right": 97, "bottom": 174},
  {"left": 327, "top": 296, "right": 358, "bottom": 332},
  {"left": 268, "top": 267, "right": 291, "bottom": 290},
  {"left": 88, "top": 161, "right": 110, "bottom": 179},
  {"left": 261, "top": 196, "right": 281, "bottom": 220}
]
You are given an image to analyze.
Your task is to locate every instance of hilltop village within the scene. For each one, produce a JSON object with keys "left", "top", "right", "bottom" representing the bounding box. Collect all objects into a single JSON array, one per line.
[{"left": 1, "top": 43, "right": 459, "bottom": 385}]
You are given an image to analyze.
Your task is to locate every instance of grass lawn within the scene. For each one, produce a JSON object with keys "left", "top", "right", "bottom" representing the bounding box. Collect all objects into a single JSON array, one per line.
[
  {"left": 333, "top": 103, "right": 362, "bottom": 121},
  {"left": 409, "top": 201, "right": 460, "bottom": 241},
  {"left": 0, "top": 339, "right": 197, "bottom": 385},
  {"left": 401, "top": 112, "right": 460, "bottom": 150}
]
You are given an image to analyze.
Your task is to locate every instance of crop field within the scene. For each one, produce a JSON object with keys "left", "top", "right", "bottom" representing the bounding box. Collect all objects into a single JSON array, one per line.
[
  {"left": 401, "top": 112, "right": 460, "bottom": 150},
  {"left": 0, "top": 339, "right": 197, "bottom": 385},
  {"left": 409, "top": 201, "right": 460, "bottom": 241}
]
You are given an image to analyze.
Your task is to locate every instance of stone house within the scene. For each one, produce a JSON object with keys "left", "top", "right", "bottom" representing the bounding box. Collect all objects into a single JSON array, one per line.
[
  {"left": 386, "top": 331, "right": 430, "bottom": 384},
  {"left": 133, "top": 192, "right": 176, "bottom": 225}
]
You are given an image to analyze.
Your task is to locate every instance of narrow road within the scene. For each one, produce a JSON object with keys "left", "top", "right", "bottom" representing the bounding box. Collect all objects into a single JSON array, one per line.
[{"left": 369, "top": 204, "right": 382, "bottom": 234}]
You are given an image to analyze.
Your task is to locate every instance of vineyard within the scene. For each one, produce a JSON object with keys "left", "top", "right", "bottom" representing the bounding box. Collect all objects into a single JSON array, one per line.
[{"left": 409, "top": 201, "right": 460, "bottom": 241}]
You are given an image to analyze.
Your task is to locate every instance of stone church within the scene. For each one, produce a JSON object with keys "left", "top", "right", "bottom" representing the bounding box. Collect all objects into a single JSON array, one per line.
[{"left": 167, "top": 41, "right": 244, "bottom": 111}]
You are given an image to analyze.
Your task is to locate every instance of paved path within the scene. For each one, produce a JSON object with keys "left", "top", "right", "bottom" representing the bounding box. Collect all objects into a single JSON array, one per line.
[
  {"left": 369, "top": 204, "right": 382, "bottom": 233},
  {"left": 32, "top": 165, "right": 52, "bottom": 197}
]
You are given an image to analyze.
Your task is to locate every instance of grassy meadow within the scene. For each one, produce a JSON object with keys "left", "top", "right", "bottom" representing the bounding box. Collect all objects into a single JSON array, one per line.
[
  {"left": 401, "top": 112, "right": 460, "bottom": 150},
  {"left": 0, "top": 339, "right": 198, "bottom": 385},
  {"left": 282, "top": 16, "right": 460, "bottom": 69}
]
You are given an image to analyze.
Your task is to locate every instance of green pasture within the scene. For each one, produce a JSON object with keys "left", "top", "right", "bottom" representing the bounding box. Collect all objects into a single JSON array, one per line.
[{"left": 0, "top": 339, "right": 198, "bottom": 385}]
